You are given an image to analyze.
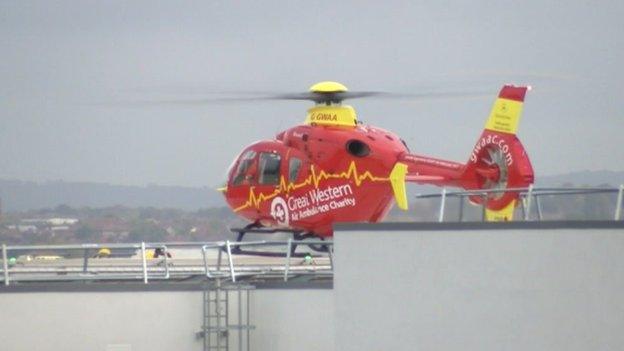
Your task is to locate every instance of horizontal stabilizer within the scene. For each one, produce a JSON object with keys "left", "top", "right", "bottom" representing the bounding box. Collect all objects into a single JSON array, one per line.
[
  {"left": 405, "top": 175, "right": 446, "bottom": 183},
  {"left": 389, "top": 162, "right": 409, "bottom": 210}
]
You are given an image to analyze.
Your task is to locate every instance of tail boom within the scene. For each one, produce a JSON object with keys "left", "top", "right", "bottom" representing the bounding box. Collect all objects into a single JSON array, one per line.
[
  {"left": 396, "top": 85, "right": 534, "bottom": 217},
  {"left": 399, "top": 154, "right": 465, "bottom": 187}
]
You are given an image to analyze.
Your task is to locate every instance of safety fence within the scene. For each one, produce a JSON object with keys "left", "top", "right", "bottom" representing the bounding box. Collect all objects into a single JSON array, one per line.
[
  {"left": 0, "top": 240, "right": 334, "bottom": 286},
  {"left": 415, "top": 185, "right": 624, "bottom": 222}
]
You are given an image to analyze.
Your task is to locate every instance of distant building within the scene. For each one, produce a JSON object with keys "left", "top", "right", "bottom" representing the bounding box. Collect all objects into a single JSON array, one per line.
[
  {"left": 22, "top": 218, "right": 79, "bottom": 226},
  {"left": 47, "top": 218, "right": 79, "bottom": 226},
  {"left": 6, "top": 224, "right": 38, "bottom": 233}
]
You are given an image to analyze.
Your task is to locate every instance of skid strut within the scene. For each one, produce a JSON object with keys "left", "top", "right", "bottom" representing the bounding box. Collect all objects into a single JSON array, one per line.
[{"left": 229, "top": 224, "right": 328, "bottom": 257}]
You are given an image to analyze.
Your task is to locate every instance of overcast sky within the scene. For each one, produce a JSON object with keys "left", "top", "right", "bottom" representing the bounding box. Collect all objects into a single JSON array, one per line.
[{"left": 1, "top": 0, "right": 623, "bottom": 187}]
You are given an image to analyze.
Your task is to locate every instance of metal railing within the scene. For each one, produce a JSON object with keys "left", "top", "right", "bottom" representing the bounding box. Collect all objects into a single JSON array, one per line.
[
  {"left": 0, "top": 240, "right": 334, "bottom": 286},
  {"left": 415, "top": 185, "right": 624, "bottom": 222},
  {"left": 201, "top": 239, "right": 334, "bottom": 283}
]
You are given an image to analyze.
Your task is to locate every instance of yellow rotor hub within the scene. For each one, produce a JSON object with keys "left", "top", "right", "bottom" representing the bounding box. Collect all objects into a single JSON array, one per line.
[{"left": 309, "top": 81, "right": 348, "bottom": 93}]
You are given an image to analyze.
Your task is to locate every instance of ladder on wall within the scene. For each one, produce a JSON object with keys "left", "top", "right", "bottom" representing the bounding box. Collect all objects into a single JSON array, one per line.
[{"left": 201, "top": 279, "right": 255, "bottom": 351}]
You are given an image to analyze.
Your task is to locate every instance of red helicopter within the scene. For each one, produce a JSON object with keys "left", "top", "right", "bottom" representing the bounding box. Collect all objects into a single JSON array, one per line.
[{"left": 221, "top": 81, "right": 534, "bottom": 243}]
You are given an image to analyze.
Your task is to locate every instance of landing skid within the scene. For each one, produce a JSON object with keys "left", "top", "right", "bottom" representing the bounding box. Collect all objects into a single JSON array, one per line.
[{"left": 228, "top": 223, "right": 329, "bottom": 257}]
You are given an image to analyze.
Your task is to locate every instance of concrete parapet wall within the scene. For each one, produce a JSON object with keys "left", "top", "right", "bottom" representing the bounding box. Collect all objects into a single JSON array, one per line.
[
  {"left": 0, "top": 287, "right": 334, "bottom": 351},
  {"left": 3, "top": 221, "right": 623, "bottom": 351}
]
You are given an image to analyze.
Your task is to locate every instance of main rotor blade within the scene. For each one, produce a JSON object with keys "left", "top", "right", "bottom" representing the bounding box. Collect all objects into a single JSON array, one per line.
[
  {"left": 95, "top": 88, "right": 492, "bottom": 107},
  {"left": 89, "top": 95, "right": 280, "bottom": 107},
  {"left": 270, "top": 91, "right": 383, "bottom": 102}
]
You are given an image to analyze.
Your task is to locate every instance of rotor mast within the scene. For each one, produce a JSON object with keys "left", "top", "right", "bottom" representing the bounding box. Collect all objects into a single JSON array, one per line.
[{"left": 304, "top": 81, "right": 358, "bottom": 127}]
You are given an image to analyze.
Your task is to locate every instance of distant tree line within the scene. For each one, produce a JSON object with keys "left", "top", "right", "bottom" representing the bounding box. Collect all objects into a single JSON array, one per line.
[{"left": 0, "top": 189, "right": 621, "bottom": 245}]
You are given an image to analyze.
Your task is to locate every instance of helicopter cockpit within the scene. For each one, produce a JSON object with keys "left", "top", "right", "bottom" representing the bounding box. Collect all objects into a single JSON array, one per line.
[{"left": 229, "top": 142, "right": 306, "bottom": 188}]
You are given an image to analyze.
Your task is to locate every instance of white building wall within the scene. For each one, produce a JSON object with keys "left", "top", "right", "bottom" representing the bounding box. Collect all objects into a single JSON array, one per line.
[
  {"left": 0, "top": 288, "right": 334, "bottom": 351},
  {"left": 3, "top": 222, "right": 623, "bottom": 351},
  {"left": 334, "top": 226, "right": 624, "bottom": 351}
]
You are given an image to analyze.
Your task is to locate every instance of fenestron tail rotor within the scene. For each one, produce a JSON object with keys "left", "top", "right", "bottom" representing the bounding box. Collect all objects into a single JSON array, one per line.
[{"left": 479, "top": 146, "right": 509, "bottom": 200}]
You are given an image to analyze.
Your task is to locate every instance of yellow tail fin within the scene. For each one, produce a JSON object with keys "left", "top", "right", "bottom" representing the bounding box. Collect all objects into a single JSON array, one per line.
[
  {"left": 389, "top": 162, "right": 408, "bottom": 210},
  {"left": 485, "top": 199, "right": 516, "bottom": 221},
  {"left": 483, "top": 85, "right": 529, "bottom": 135}
]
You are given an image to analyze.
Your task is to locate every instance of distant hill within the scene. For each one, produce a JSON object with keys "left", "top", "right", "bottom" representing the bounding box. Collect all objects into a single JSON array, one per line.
[
  {"left": 406, "top": 170, "right": 624, "bottom": 198},
  {"left": 398, "top": 170, "right": 624, "bottom": 222},
  {"left": 0, "top": 179, "right": 225, "bottom": 212},
  {"left": 1, "top": 170, "right": 623, "bottom": 212}
]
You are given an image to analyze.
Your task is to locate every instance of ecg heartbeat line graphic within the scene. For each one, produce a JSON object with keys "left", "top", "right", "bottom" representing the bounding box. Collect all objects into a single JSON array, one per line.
[{"left": 234, "top": 161, "right": 390, "bottom": 212}]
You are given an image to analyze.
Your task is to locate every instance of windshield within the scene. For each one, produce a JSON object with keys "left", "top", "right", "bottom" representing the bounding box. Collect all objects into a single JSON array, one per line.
[{"left": 231, "top": 150, "right": 257, "bottom": 185}]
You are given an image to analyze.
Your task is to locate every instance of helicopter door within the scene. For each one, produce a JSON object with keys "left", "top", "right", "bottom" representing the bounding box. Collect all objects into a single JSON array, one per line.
[
  {"left": 287, "top": 154, "right": 306, "bottom": 184},
  {"left": 258, "top": 152, "right": 281, "bottom": 186},
  {"left": 288, "top": 157, "right": 302, "bottom": 183}
]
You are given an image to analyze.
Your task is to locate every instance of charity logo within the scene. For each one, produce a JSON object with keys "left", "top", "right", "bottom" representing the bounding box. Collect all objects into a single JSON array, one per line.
[{"left": 270, "top": 197, "right": 290, "bottom": 226}]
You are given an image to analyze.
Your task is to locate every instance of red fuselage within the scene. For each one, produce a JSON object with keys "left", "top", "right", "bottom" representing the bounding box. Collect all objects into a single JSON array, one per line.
[{"left": 224, "top": 123, "right": 463, "bottom": 236}]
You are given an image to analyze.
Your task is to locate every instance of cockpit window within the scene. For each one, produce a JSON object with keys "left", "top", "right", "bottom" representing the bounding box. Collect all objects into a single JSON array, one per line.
[
  {"left": 289, "top": 157, "right": 302, "bottom": 183},
  {"left": 258, "top": 152, "right": 281, "bottom": 185},
  {"left": 232, "top": 150, "right": 257, "bottom": 186}
]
